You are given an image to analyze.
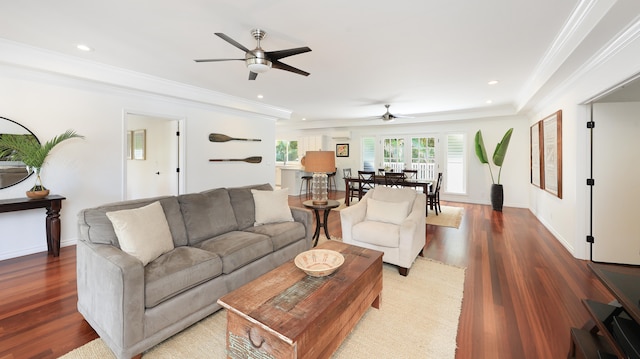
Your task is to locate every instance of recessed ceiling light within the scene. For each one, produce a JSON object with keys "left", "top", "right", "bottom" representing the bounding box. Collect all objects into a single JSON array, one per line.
[
  {"left": 486, "top": 100, "right": 493, "bottom": 104},
  {"left": 76, "top": 44, "right": 93, "bottom": 52},
  {"left": 488, "top": 80, "right": 499, "bottom": 85},
  {"left": 257, "top": 94, "right": 264, "bottom": 99},
  {"left": 302, "top": 118, "right": 307, "bottom": 121}
]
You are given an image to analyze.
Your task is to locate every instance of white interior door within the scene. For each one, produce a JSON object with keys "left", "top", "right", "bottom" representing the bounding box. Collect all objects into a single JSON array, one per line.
[{"left": 126, "top": 113, "right": 180, "bottom": 200}]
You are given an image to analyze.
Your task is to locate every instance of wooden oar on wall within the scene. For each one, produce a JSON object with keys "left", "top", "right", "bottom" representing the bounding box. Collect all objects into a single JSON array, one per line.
[
  {"left": 209, "top": 156, "right": 262, "bottom": 164},
  {"left": 209, "top": 133, "right": 261, "bottom": 142}
]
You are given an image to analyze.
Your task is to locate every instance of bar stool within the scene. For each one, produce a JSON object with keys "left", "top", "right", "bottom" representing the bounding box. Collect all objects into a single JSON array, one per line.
[
  {"left": 327, "top": 169, "right": 337, "bottom": 193},
  {"left": 299, "top": 174, "right": 312, "bottom": 198}
]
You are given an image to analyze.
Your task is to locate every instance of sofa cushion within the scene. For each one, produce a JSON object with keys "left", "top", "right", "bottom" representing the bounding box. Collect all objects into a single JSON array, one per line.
[
  {"left": 244, "top": 221, "right": 307, "bottom": 251},
  {"left": 78, "top": 196, "right": 188, "bottom": 247},
  {"left": 366, "top": 198, "right": 411, "bottom": 225},
  {"left": 352, "top": 220, "right": 400, "bottom": 247},
  {"left": 106, "top": 201, "right": 175, "bottom": 266},
  {"left": 144, "top": 246, "right": 223, "bottom": 308},
  {"left": 228, "top": 183, "right": 273, "bottom": 230},
  {"left": 251, "top": 188, "right": 294, "bottom": 225},
  {"left": 193, "top": 231, "right": 272, "bottom": 274},
  {"left": 178, "top": 190, "right": 238, "bottom": 245}
]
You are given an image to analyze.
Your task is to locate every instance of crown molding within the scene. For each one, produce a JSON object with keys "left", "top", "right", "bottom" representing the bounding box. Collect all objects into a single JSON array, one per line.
[{"left": 0, "top": 38, "right": 292, "bottom": 120}]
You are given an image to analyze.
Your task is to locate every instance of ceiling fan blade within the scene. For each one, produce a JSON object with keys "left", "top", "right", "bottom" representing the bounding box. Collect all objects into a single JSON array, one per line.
[
  {"left": 214, "top": 33, "right": 252, "bottom": 53},
  {"left": 266, "top": 47, "right": 312, "bottom": 60},
  {"left": 272, "top": 60, "right": 310, "bottom": 77},
  {"left": 194, "top": 58, "right": 244, "bottom": 62},
  {"left": 248, "top": 71, "right": 258, "bottom": 80}
]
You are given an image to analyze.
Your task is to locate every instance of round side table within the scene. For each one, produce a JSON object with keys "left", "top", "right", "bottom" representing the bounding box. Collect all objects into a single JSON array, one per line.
[{"left": 302, "top": 199, "right": 340, "bottom": 247}]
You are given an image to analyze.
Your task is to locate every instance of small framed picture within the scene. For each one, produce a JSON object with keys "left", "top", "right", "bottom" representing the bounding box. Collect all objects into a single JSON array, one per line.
[
  {"left": 132, "top": 129, "right": 146, "bottom": 160},
  {"left": 336, "top": 143, "right": 349, "bottom": 157}
]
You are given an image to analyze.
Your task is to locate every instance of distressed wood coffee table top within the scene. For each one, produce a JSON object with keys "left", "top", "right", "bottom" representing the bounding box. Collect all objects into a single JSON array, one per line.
[{"left": 218, "top": 240, "right": 383, "bottom": 358}]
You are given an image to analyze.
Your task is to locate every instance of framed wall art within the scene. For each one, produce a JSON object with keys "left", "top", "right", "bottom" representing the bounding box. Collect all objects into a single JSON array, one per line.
[
  {"left": 126, "top": 131, "right": 133, "bottom": 160},
  {"left": 336, "top": 143, "right": 349, "bottom": 157},
  {"left": 530, "top": 121, "right": 543, "bottom": 188},
  {"left": 132, "top": 129, "right": 146, "bottom": 160},
  {"left": 541, "top": 110, "right": 562, "bottom": 198}
]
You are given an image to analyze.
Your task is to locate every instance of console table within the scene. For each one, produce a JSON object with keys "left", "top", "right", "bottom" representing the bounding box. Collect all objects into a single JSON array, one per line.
[
  {"left": 0, "top": 195, "right": 66, "bottom": 257},
  {"left": 568, "top": 262, "right": 640, "bottom": 359}
]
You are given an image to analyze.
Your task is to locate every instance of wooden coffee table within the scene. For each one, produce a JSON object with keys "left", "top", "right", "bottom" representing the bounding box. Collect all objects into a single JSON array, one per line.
[{"left": 217, "top": 241, "right": 383, "bottom": 359}]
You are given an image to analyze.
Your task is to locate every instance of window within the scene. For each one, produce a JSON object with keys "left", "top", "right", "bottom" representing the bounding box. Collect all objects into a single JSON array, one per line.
[
  {"left": 382, "top": 138, "right": 404, "bottom": 172},
  {"left": 275, "top": 140, "right": 298, "bottom": 163},
  {"left": 362, "top": 137, "right": 375, "bottom": 171},
  {"left": 446, "top": 133, "right": 465, "bottom": 194},
  {"left": 409, "top": 137, "right": 437, "bottom": 180}
]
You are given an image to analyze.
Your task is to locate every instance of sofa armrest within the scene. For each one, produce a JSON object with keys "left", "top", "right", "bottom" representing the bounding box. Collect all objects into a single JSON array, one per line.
[
  {"left": 76, "top": 240, "right": 145, "bottom": 350},
  {"left": 339, "top": 197, "right": 368, "bottom": 242},
  {"left": 290, "top": 206, "right": 314, "bottom": 245},
  {"left": 397, "top": 193, "right": 427, "bottom": 266}
]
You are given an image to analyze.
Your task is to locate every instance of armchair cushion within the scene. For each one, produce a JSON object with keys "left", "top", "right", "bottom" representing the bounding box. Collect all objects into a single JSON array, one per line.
[
  {"left": 106, "top": 201, "right": 175, "bottom": 266},
  {"left": 353, "top": 220, "right": 400, "bottom": 247},
  {"left": 365, "top": 198, "right": 411, "bottom": 225}
]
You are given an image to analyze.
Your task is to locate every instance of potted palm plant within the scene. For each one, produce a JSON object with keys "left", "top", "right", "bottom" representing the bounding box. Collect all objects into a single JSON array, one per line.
[
  {"left": 0, "top": 129, "right": 84, "bottom": 198},
  {"left": 474, "top": 128, "right": 513, "bottom": 211}
]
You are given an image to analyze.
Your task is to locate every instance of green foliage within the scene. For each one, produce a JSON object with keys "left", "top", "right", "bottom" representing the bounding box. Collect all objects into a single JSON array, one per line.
[
  {"left": 0, "top": 129, "right": 84, "bottom": 170},
  {"left": 474, "top": 128, "right": 513, "bottom": 184}
]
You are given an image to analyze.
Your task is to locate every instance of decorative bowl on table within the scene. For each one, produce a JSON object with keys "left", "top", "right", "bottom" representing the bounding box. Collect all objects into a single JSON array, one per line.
[{"left": 294, "top": 249, "right": 345, "bottom": 277}]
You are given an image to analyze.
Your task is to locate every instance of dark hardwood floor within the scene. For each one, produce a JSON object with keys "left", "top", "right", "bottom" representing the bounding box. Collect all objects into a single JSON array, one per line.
[{"left": 0, "top": 191, "right": 613, "bottom": 358}]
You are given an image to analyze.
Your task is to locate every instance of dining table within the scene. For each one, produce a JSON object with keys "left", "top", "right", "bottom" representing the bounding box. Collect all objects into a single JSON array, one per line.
[{"left": 343, "top": 175, "right": 433, "bottom": 214}]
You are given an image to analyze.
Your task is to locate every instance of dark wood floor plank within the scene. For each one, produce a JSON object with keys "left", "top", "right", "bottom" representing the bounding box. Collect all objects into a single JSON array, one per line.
[{"left": 0, "top": 191, "right": 614, "bottom": 358}]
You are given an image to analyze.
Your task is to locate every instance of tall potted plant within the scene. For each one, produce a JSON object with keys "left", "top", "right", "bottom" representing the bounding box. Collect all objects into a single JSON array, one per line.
[
  {"left": 474, "top": 128, "right": 513, "bottom": 211},
  {"left": 0, "top": 129, "right": 84, "bottom": 198}
]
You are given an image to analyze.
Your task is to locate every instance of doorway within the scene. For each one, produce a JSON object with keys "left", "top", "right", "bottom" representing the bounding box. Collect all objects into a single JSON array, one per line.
[{"left": 125, "top": 112, "right": 183, "bottom": 200}]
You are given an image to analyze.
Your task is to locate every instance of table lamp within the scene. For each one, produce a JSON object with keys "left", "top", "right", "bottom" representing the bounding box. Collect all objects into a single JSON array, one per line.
[{"left": 304, "top": 151, "right": 335, "bottom": 205}]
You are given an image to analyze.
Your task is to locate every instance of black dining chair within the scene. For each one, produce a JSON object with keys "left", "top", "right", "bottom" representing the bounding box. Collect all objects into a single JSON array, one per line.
[
  {"left": 384, "top": 172, "right": 405, "bottom": 188},
  {"left": 427, "top": 172, "right": 443, "bottom": 215},
  {"left": 402, "top": 169, "right": 420, "bottom": 191},
  {"left": 357, "top": 170, "right": 376, "bottom": 198},
  {"left": 343, "top": 168, "right": 358, "bottom": 204}
]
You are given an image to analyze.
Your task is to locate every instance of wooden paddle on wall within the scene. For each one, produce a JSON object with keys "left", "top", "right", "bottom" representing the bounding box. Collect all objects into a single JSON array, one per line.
[
  {"left": 209, "top": 133, "right": 261, "bottom": 142},
  {"left": 209, "top": 156, "right": 262, "bottom": 164}
]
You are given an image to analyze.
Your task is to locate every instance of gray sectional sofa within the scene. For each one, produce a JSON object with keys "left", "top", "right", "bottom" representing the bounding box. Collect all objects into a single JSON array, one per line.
[{"left": 76, "top": 184, "right": 313, "bottom": 359}]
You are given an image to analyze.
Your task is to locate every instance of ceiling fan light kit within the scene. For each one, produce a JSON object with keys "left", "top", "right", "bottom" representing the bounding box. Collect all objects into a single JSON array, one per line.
[{"left": 195, "top": 28, "right": 311, "bottom": 80}]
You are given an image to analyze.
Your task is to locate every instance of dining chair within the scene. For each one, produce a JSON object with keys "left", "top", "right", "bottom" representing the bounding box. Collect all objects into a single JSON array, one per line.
[
  {"left": 357, "top": 170, "right": 376, "bottom": 199},
  {"left": 384, "top": 172, "right": 405, "bottom": 188},
  {"left": 402, "top": 169, "right": 420, "bottom": 191},
  {"left": 343, "top": 168, "right": 359, "bottom": 203},
  {"left": 427, "top": 172, "right": 443, "bottom": 215}
]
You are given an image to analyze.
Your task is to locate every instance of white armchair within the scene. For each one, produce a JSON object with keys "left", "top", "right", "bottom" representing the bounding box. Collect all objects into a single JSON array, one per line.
[{"left": 340, "top": 186, "right": 426, "bottom": 276}]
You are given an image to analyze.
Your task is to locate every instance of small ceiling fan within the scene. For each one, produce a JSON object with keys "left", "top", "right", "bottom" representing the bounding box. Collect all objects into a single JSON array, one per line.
[
  {"left": 194, "top": 29, "right": 311, "bottom": 80},
  {"left": 376, "top": 104, "right": 413, "bottom": 122}
]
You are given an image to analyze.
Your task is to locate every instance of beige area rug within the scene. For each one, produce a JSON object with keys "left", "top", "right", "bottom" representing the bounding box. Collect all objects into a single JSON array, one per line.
[
  {"left": 332, "top": 198, "right": 464, "bottom": 229},
  {"left": 60, "top": 256, "right": 465, "bottom": 359},
  {"left": 426, "top": 206, "right": 464, "bottom": 228}
]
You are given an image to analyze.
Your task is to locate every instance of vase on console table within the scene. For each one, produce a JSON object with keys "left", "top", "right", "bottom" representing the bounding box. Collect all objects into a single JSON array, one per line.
[{"left": 25, "top": 167, "right": 50, "bottom": 199}]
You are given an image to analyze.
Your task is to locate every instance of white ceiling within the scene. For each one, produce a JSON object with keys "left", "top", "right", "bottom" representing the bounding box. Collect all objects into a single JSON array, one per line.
[{"left": 0, "top": 0, "right": 630, "bottom": 128}]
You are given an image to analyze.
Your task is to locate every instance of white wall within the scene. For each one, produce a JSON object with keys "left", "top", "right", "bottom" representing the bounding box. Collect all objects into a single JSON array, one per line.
[
  {"left": 529, "top": 12, "right": 640, "bottom": 260},
  {"left": 0, "top": 62, "right": 277, "bottom": 260},
  {"left": 278, "top": 114, "right": 531, "bottom": 208}
]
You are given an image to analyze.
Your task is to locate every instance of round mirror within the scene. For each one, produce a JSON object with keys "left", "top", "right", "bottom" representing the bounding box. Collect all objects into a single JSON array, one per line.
[{"left": 0, "top": 116, "right": 40, "bottom": 189}]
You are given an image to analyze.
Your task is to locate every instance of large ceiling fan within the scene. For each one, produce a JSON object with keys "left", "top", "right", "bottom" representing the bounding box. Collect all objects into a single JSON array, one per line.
[
  {"left": 376, "top": 104, "right": 413, "bottom": 122},
  {"left": 194, "top": 29, "right": 311, "bottom": 80}
]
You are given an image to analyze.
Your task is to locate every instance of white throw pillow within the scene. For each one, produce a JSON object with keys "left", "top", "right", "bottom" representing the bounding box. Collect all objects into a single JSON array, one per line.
[
  {"left": 106, "top": 201, "right": 175, "bottom": 266},
  {"left": 251, "top": 188, "right": 294, "bottom": 226},
  {"left": 366, "top": 198, "right": 411, "bottom": 225}
]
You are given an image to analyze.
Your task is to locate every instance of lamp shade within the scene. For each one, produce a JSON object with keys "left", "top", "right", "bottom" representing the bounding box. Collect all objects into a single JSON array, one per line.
[{"left": 304, "top": 151, "right": 335, "bottom": 173}]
